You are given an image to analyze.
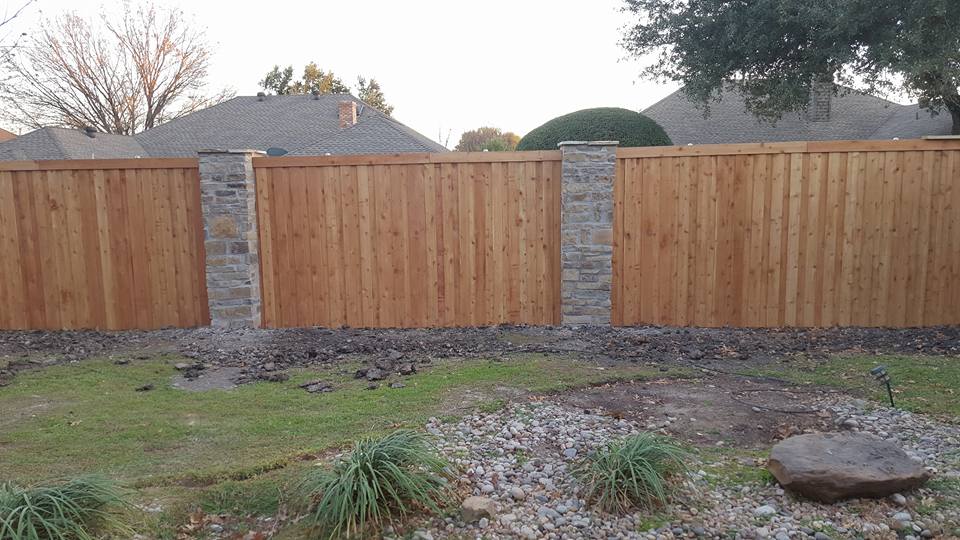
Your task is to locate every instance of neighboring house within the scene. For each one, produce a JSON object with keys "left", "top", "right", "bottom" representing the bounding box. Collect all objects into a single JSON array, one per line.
[
  {"left": 0, "top": 128, "right": 16, "bottom": 142},
  {"left": 0, "top": 94, "right": 447, "bottom": 161},
  {"left": 643, "top": 85, "right": 954, "bottom": 145}
]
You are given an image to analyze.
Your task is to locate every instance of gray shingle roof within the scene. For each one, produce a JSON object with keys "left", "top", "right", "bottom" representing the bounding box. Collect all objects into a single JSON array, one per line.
[
  {"left": 134, "top": 93, "right": 446, "bottom": 157},
  {"left": 643, "top": 87, "right": 953, "bottom": 145},
  {"left": 0, "top": 127, "right": 147, "bottom": 160},
  {"left": 288, "top": 114, "right": 447, "bottom": 155},
  {"left": 0, "top": 94, "right": 447, "bottom": 160}
]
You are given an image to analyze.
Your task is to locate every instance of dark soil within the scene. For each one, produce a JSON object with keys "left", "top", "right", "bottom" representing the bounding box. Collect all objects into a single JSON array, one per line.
[
  {"left": 558, "top": 375, "right": 839, "bottom": 449},
  {"left": 2, "top": 325, "right": 959, "bottom": 387}
]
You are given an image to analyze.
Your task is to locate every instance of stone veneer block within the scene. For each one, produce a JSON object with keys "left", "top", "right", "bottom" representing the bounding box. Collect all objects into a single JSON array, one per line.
[
  {"left": 558, "top": 141, "right": 618, "bottom": 325},
  {"left": 198, "top": 150, "right": 264, "bottom": 328}
]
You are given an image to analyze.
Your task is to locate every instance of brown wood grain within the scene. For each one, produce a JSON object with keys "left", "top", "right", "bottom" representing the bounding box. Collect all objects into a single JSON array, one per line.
[
  {"left": 255, "top": 156, "right": 562, "bottom": 328},
  {"left": 0, "top": 164, "right": 207, "bottom": 329},
  {"left": 613, "top": 142, "right": 960, "bottom": 327}
]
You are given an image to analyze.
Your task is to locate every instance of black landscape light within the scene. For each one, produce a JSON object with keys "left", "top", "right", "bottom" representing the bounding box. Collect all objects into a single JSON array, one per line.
[{"left": 870, "top": 365, "right": 895, "bottom": 408}]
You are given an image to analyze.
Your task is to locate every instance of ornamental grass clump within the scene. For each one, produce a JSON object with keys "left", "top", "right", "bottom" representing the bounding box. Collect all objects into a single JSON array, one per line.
[
  {"left": 575, "top": 433, "right": 688, "bottom": 514},
  {"left": 0, "top": 475, "right": 130, "bottom": 540},
  {"left": 298, "top": 430, "right": 452, "bottom": 539}
]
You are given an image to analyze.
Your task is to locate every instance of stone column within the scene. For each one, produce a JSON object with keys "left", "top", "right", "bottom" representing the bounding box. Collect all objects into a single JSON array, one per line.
[
  {"left": 558, "top": 141, "right": 618, "bottom": 325},
  {"left": 198, "top": 150, "right": 264, "bottom": 328}
]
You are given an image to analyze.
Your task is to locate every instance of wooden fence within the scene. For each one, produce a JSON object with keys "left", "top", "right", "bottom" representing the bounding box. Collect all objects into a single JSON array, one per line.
[
  {"left": 253, "top": 152, "right": 562, "bottom": 328},
  {"left": 0, "top": 159, "right": 208, "bottom": 330},
  {"left": 1, "top": 139, "right": 957, "bottom": 331},
  {"left": 612, "top": 140, "right": 960, "bottom": 327}
]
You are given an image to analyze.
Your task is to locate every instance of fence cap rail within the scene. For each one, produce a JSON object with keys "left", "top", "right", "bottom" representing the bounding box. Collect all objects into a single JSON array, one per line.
[
  {"left": 252, "top": 150, "right": 562, "bottom": 168},
  {"left": 0, "top": 157, "right": 199, "bottom": 171},
  {"left": 616, "top": 138, "right": 960, "bottom": 158}
]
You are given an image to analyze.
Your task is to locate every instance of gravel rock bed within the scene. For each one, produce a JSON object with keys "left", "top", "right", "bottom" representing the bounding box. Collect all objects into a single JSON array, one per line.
[{"left": 408, "top": 397, "right": 960, "bottom": 540}]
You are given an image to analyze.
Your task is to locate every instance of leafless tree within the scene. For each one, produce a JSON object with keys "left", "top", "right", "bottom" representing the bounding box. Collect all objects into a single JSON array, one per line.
[
  {"left": 0, "top": 0, "right": 34, "bottom": 66},
  {"left": 0, "top": 2, "right": 232, "bottom": 134}
]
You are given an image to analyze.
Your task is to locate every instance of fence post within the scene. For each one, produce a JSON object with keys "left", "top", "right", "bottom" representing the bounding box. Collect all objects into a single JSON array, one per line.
[
  {"left": 558, "top": 141, "right": 618, "bottom": 325},
  {"left": 198, "top": 150, "right": 264, "bottom": 328}
]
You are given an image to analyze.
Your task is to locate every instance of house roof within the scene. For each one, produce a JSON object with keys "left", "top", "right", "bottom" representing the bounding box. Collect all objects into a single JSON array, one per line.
[
  {"left": 643, "top": 86, "right": 953, "bottom": 145},
  {"left": 0, "top": 127, "right": 147, "bottom": 161},
  {"left": 0, "top": 128, "right": 15, "bottom": 142},
  {"left": 0, "top": 94, "right": 447, "bottom": 160},
  {"left": 135, "top": 93, "right": 446, "bottom": 157}
]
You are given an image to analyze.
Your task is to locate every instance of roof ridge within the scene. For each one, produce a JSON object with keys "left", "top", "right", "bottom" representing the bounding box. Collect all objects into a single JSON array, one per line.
[
  {"left": 41, "top": 127, "right": 71, "bottom": 158},
  {"left": 641, "top": 87, "right": 686, "bottom": 113}
]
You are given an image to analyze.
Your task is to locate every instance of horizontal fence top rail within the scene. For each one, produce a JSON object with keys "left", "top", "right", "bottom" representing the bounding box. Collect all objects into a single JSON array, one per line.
[
  {"left": 616, "top": 139, "right": 960, "bottom": 158},
  {"left": 0, "top": 158, "right": 200, "bottom": 171},
  {"left": 252, "top": 150, "right": 562, "bottom": 168}
]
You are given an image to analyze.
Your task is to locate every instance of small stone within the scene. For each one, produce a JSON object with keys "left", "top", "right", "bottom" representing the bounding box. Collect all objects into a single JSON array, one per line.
[
  {"left": 478, "top": 517, "right": 489, "bottom": 529},
  {"left": 509, "top": 486, "right": 525, "bottom": 500},
  {"left": 174, "top": 363, "right": 191, "bottom": 370},
  {"left": 814, "top": 533, "right": 833, "bottom": 540},
  {"left": 461, "top": 496, "right": 497, "bottom": 522},
  {"left": 562, "top": 447, "right": 578, "bottom": 459},
  {"left": 775, "top": 533, "right": 790, "bottom": 540},
  {"left": 365, "top": 367, "right": 386, "bottom": 381},
  {"left": 893, "top": 512, "right": 913, "bottom": 523},
  {"left": 389, "top": 382, "right": 406, "bottom": 389},
  {"left": 135, "top": 383, "right": 154, "bottom": 392},
  {"left": 890, "top": 493, "right": 907, "bottom": 506},
  {"left": 754, "top": 505, "right": 777, "bottom": 517},
  {"left": 366, "top": 382, "right": 379, "bottom": 390},
  {"left": 840, "top": 418, "right": 860, "bottom": 430},
  {"left": 692, "top": 526, "right": 705, "bottom": 536}
]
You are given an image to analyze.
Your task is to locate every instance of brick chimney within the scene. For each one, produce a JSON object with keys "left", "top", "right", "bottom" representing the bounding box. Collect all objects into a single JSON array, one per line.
[
  {"left": 806, "top": 80, "right": 833, "bottom": 122},
  {"left": 338, "top": 100, "right": 357, "bottom": 128}
]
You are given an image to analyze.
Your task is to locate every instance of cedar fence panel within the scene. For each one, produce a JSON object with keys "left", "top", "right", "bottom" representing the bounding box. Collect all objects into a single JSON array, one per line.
[
  {"left": 253, "top": 152, "right": 562, "bottom": 328},
  {"left": 612, "top": 140, "right": 960, "bottom": 327},
  {"left": 0, "top": 159, "right": 208, "bottom": 330}
]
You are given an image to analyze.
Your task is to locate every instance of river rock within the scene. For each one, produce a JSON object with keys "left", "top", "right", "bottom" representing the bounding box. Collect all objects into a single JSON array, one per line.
[
  {"left": 767, "top": 432, "right": 931, "bottom": 503},
  {"left": 461, "top": 496, "right": 497, "bottom": 522}
]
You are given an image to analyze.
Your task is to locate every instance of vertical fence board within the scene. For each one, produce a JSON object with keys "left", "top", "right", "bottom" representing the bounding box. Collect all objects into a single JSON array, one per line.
[
  {"left": 0, "top": 160, "right": 205, "bottom": 329},
  {"left": 254, "top": 153, "right": 561, "bottom": 328},
  {"left": 614, "top": 141, "right": 960, "bottom": 327}
]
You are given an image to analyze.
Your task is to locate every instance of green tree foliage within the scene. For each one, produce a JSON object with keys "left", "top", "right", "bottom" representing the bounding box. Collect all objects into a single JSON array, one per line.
[
  {"left": 621, "top": 0, "right": 960, "bottom": 134},
  {"left": 356, "top": 77, "right": 394, "bottom": 115},
  {"left": 259, "top": 66, "right": 295, "bottom": 95},
  {"left": 259, "top": 64, "right": 394, "bottom": 114},
  {"left": 455, "top": 126, "right": 521, "bottom": 152},
  {"left": 259, "top": 62, "right": 350, "bottom": 95},
  {"left": 516, "top": 108, "right": 671, "bottom": 151}
]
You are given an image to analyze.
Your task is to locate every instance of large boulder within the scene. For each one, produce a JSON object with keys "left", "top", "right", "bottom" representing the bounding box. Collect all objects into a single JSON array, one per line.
[{"left": 768, "top": 432, "right": 930, "bottom": 503}]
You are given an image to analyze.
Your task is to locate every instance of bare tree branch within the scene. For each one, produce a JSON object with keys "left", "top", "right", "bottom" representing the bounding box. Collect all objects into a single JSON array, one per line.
[
  {"left": 0, "top": 2, "right": 233, "bottom": 134},
  {"left": 0, "top": 0, "right": 36, "bottom": 66}
]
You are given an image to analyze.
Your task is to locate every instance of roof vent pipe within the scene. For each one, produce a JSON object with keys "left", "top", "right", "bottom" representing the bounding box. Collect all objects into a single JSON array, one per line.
[
  {"left": 257, "top": 91, "right": 266, "bottom": 101},
  {"left": 83, "top": 126, "right": 97, "bottom": 138},
  {"left": 312, "top": 90, "right": 320, "bottom": 100}
]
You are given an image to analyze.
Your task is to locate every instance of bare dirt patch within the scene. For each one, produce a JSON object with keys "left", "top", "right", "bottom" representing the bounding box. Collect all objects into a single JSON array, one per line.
[
  {"left": 557, "top": 375, "right": 837, "bottom": 449},
  {"left": 171, "top": 367, "right": 242, "bottom": 392}
]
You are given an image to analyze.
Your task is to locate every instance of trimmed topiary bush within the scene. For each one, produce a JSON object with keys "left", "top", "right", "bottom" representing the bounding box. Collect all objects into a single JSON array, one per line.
[
  {"left": 517, "top": 108, "right": 672, "bottom": 150},
  {"left": 574, "top": 433, "right": 687, "bottom": 514}
]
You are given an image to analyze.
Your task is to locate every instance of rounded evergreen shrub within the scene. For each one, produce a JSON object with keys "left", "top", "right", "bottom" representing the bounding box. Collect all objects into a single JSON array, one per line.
[{"left": 517, "top": 107, "right": 672, "bottom": 150}]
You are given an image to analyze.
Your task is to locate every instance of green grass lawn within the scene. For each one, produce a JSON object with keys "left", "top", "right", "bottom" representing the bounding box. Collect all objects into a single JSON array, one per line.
[
  {"left": 741, "top": 354, "right": 960, "bottom": 417},
  {"left": 0, "top": 352, "right": 679, "bottom": 537}
]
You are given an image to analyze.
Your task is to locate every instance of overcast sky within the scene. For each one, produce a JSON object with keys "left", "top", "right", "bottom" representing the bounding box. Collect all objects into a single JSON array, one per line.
[{"left": 3, "top": 0, "right": 680, "bottom": 146}]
